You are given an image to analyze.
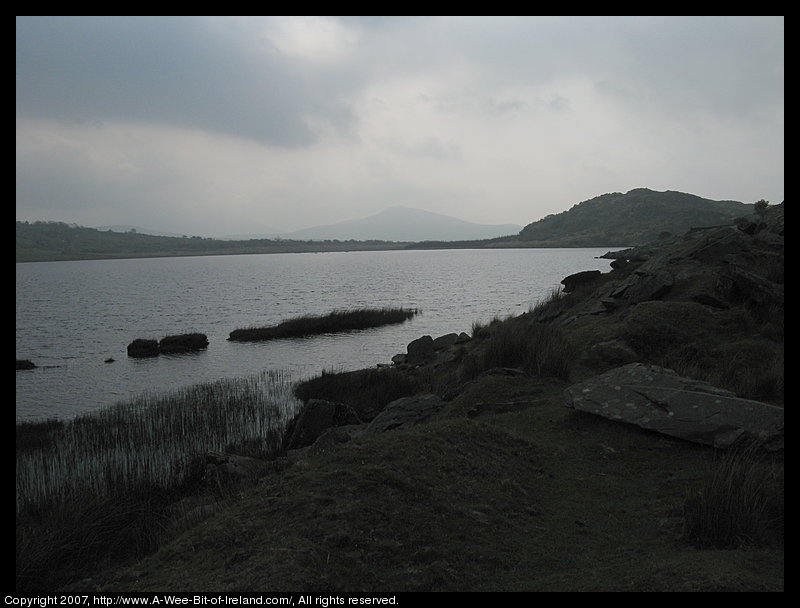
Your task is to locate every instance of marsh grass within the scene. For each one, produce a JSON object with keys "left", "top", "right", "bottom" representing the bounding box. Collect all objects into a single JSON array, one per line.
[
  {"left": 229, "top": 307, "right": 419, "bottom": 342},
  {"left": 16, "top": 369, "right": 300, "bottom": 592},
  {"left": 683, "top": 442, "right": 784, "bottom": 549}
]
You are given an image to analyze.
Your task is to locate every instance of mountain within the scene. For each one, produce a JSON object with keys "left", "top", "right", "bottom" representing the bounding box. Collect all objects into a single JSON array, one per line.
[
  {"left": 285, "top": 206, "right": 523, "bottom": 242},
  {"left": 514, "top": 188, "right": 756, "bottom": 247}
]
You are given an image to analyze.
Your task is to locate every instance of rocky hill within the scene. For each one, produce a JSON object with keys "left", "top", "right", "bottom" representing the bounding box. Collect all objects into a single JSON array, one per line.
[
  {"left": 92, "top": 203, "right": 783, "bottom": 592},
  {"left": 512, "top": 188, "right": 756, "bottom": 247}
]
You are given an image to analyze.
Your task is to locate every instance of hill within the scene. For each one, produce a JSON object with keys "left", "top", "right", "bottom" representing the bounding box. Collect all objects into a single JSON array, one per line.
[
  {"left": 80, "top": 203, "right": 783, "bottom": 592},
  {"left": 16, "top": 189, "right": 762, "bottom": 262},
  {"left": 512, "top": 188, "right": 756, "bottom": 247},
  {"left": 285, "top": 206, "right": 523, "bottom": 242},
  {"left": 14, "top": 221, "right": 408, "bottom": 262}
]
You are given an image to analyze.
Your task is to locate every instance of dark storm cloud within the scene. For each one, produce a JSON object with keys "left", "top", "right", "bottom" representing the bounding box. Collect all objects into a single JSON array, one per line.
[{"left": 15, "top": 16, "right": 358, "bottom": 146}]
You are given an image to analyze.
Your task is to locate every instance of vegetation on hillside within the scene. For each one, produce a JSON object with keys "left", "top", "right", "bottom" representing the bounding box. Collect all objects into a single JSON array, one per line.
[
  {"left": 513, "top": 188, "right": 755, "bottom": 246},
  {"left": 15, "top": 221, "right": 408, "bottom": 262}
]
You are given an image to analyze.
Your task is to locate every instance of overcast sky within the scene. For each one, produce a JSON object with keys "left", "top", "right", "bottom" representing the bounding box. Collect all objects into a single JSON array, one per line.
[{"left": 16, "top": 16, "right": 784, "bottom": 237}]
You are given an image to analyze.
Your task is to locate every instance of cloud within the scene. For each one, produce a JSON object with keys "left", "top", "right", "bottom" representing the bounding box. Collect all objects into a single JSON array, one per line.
[{"left": 16, "top": 16, "right": 784, "bottom": 236}]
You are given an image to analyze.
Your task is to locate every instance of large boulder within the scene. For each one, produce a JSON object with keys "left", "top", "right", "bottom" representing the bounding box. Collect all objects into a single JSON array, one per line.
[
  {"left": 405, "top": 335, "right": 434, "bottom": 366},
  {"left": 564, "top": 363, "right": 783, "bottom": 450}
]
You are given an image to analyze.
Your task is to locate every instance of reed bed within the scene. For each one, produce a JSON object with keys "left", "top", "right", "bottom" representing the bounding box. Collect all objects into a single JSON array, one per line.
[
  {"left": 16, "top": 369, "right": 301, "bottom": 513},
  {"left": 229, "top": 307, "right": 419, "bottom": 342}
]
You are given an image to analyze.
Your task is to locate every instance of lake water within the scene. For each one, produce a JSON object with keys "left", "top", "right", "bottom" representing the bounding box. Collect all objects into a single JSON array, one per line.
[{"left": 16, "top": 248, "right": 619, "bottom": 421}]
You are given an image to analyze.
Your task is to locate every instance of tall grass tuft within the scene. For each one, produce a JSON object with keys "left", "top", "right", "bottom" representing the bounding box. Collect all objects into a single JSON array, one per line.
[
  {"left": 683, "top": 442, "right": 784, "bottom": 548},
  {"left": 16, "top": 369, "right": 300, "bottom": 592},
  {"left": 460, "top": 317, "right": 577, "bottom": 382}
]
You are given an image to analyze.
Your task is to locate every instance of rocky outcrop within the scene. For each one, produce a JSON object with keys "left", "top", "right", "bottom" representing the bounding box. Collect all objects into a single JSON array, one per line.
[
  {"left": 564, "top": 363, "right": 784, "bottom": 450},
  {"left": 561, "top": 270, "right": 601, "bottom": 293}
]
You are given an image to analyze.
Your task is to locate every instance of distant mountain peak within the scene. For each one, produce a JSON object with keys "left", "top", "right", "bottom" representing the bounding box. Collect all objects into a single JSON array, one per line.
[{"left": 285, "top": 207, "right": 523, "bottom": 242}]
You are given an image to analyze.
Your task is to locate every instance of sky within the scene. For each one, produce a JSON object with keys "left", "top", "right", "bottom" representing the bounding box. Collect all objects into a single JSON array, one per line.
[{"left": 16, "top": 16, "right": 784, "bottom": 237}]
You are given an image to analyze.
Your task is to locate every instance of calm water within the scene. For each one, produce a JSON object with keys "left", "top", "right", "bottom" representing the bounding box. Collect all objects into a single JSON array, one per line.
[{"left": 16, "top": 248, "right": 618, "bottom": 421}]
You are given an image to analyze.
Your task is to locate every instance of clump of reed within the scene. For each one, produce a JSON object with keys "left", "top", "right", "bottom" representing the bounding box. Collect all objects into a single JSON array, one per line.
[
  {"left": 683, "top": 442, "right": 784, "bottom": 549},
  {"left": 16, "top": 369, "right": 300, "bottom": 592},
  {"left": 229, "top": 307, "right": 419, "bottom": 342}
]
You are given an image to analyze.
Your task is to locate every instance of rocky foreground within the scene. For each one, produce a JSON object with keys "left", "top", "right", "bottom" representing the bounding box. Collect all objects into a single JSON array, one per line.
[{"left": 100, "top": 204, "right": 783, "bottom": 592}]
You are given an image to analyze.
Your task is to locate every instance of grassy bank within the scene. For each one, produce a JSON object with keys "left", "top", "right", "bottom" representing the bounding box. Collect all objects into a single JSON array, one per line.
[
  {"left": 15, "top": 370, "right": 300, "bottom": 592},
  {"left": 228, "top": 307, "right": 419, "bottom": 342}
]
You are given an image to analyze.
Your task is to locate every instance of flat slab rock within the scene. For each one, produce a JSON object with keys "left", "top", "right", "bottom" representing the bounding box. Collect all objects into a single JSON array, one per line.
[{"left": 564, "top": 363, "right": 783, "bottom": 449}]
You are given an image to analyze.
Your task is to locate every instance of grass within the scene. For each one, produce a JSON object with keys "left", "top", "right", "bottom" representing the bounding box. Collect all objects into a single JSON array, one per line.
[
  {"left": 462, "top": 314, "right": 577, "bottom": 382},
  {"left": 15, "top": 369, "right": 300, "bottom": 592},
  {"left": 683, "top": 442, "right": 784, "bottom": 549},
  {"left": 228, "top": 307, "right": 419, "bottom": 342}
]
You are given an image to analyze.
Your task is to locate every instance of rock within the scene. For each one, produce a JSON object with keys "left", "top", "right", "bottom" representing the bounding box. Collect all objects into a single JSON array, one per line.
[
  {"left": 561, "top": 270, "right": 602, "bottom": 293},
  {"left": 455, "top": 332, "right": 472, "bottom": 344},
  {"left": 391, "top": 353, "right": 407, "bottom": 365},
  {"left": 564, "top": 363, "right": 784, "bottom": 450},
  {"left": 282, "top": 399, "right": 362, "bottom": 451},
  {"left": 126, "top": 338, "right": 160, "bottom": 358},
  {"left": 406, "top": 335, "right": 434, "bottom": 366},
  {"left": 366, "top": 394, "right": 444, "bottom": 433},
  {"left": 159, "top": 333, "right": 209, "bottom": 354},
  {"left": 16, "top": 359, "right": 36, "bottom": 370},
  {"left": 432, "top": 333, "right": 459, "bottom": 350},
  {"left": 608, "top": 269, "right": 673, "bottom": 303}
]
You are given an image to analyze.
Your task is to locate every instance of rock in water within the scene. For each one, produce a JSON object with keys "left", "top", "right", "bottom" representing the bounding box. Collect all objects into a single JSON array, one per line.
[{"left": 564, "top": 363, "right": 783, "bottom": 450}]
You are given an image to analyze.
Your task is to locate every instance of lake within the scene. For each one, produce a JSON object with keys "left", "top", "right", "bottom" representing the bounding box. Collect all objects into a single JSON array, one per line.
[{"left": 16, "top": 248, "right": 620, "bottom": 421}]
